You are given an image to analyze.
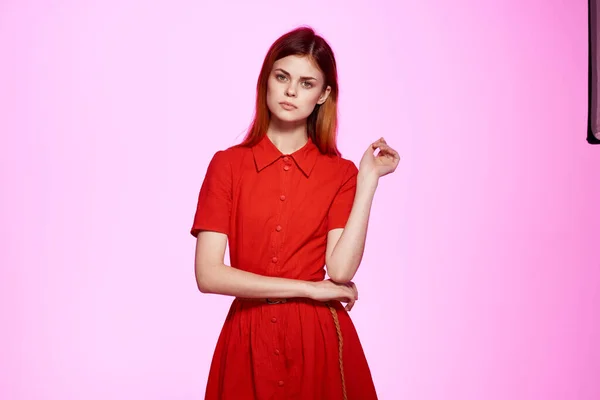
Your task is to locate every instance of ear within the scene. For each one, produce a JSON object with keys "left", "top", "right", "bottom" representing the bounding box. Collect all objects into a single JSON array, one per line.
[{"left": 317, "top": 85, "right": 332, "bottom": 105}]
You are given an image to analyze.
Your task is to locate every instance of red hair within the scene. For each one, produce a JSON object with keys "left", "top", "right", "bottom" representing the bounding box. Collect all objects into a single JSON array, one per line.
[{"left": 238, "top": 26, "right": 341, "bottom": 157}]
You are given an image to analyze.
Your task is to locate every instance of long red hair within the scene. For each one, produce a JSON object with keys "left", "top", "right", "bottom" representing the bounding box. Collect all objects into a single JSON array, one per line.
[{"left": 238, "top": 26, "right": 341, "bottom": 156}]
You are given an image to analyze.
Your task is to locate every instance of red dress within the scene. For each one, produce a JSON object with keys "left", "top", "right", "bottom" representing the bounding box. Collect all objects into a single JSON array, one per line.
[{"left": 191, "top": 135, "right": 378, "bottom": 400}]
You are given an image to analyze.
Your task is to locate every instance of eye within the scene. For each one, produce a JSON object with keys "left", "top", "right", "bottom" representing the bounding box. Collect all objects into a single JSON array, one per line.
[
  {"left": 276, "top": 74, "right": 287, "bottom": 81},
  {"left": 301, "top": 81, "right": 314, "bottom": 88}
]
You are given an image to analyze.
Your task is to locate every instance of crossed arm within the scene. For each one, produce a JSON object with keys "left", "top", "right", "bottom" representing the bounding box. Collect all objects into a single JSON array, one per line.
[
  {"left": 195, "top": 172, "right": 379, "bottom": 296},
  {"left": 194, "top": 231, "right": 314, "bottom": 298}
]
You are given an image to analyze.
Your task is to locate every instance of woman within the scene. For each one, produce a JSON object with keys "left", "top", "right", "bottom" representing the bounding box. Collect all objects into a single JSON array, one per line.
[{"left": 191, "top": 26, "right": 399, "bottom": 400}]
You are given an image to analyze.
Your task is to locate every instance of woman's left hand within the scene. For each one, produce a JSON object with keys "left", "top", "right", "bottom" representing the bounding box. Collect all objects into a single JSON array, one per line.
[{"left": 358, "top": 137, "right": 400, "bottom": 179}]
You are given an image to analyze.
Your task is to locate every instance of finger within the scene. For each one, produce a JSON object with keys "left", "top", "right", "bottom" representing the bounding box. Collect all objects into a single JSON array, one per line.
[
  {"left": 343, "top": 286, "right": 355, "bottom": 302},
  {"left": 348, "top": 282, "right": 358, "bottom": 300},
  {"left": 369, "top": 143, "right": 381, "bottom": 153},
  {"left": 384, "top": 144, "right": 399, "bottom": 158},
  {"left": 372, "top": 143, "right": 387, "bottom": 154},
  {"left": 375, "top": 143, "right": 394, "bottom": 153},
  {"left": 346, "top": 298, "right": 355, "bottom": 311},
  {"left": 377, "top": 145, "right": 400, "bottom": 160},
  {"left": 338, "top": 287, "right": 353, "bottom": 304},
  {"left": 371, "top": 138, "right": 385, "bottom": 147},
  {"left": 374, "top": 144, "right": 388, "bottom": 154},
  {"left": 344, "top": 282, "right": 357, "bottom": 300},
  {"left": 386, "top": 146, "right": 400, "bottom": 159},
  {"left": 373, "top": 142, "right": 395, "bottom": 153},
  {"left": 346, "top": 287, "right": 356, "bottom": 311}
]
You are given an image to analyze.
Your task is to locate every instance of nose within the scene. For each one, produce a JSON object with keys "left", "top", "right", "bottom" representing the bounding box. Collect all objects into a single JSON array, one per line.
[{"left": 285, "top": 84, "right": 297, "bottom": 97}]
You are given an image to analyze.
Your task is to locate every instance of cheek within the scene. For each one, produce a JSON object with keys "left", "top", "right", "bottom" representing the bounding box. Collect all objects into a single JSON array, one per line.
[
  {"left": 300, "top": 91, "right": 322, "bottom": 108},
  {"left": 266, "top": 79, "right": 284, "bottom": 100}
]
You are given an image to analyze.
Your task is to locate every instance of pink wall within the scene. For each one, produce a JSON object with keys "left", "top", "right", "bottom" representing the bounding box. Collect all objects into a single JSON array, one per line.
[{"left": 1, "top": 0, "right": 598, "bottom": 399}]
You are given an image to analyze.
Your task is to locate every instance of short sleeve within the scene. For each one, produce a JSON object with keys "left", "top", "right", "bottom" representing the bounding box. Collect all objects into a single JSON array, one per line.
[
  {"left": 327, "top": 160, "right": 358, "bottom": 230},
  {"left": 190, "top": 151, "right": 232, "bottom": 237}
]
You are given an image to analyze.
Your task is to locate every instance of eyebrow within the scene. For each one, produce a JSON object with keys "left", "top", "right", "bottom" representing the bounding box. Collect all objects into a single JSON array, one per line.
[{"left": 274, "top": 68, "right": 318, "bottom": 81}]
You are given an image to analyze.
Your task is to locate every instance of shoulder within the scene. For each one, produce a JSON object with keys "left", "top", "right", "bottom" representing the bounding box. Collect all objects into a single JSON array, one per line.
[
  {"left": 340, "top": 156, "right": 358, "bottom": 175},
  {"left": 208, "top": 144, "right": 250, "bottom": 166},
  {"left": 213, "top": 143, "right": 248, "bottom": 157},
  {"left": 320, "top": 153, "right": 358, "bottom": 178}
]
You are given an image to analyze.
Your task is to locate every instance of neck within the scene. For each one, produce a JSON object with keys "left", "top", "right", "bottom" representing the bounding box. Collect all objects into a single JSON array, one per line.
[{"left": 266, "top": 117, "right": 309, "bottom": 154}]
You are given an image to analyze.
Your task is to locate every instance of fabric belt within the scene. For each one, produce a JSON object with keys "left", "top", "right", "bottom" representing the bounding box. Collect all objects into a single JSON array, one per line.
[{"left": 237, "top": 297, "right": 289, "bottom": 304}]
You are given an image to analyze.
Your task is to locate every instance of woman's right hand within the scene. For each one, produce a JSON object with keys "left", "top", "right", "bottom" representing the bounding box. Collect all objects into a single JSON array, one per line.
[{"left": 309, "top": 279, "right": 359, "bottom": 311}]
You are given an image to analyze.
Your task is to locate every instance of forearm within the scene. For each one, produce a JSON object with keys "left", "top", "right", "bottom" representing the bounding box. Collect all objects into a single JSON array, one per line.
[
  {"left": 328, "top": 172, "right": 378, "bottom": 283},
  {"left": 196, "top": 262, "right": 315, "bottom": 299}
]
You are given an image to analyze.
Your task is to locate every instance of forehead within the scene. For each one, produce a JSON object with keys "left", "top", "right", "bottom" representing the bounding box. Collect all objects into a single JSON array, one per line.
[{"left": 272, "top": 55, "right": 323, "bottom": 78}]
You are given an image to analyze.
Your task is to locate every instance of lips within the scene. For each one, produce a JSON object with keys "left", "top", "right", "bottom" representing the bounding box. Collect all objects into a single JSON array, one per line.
[{"left": 279, "top": 102, "right": 297, "bottom": 110}]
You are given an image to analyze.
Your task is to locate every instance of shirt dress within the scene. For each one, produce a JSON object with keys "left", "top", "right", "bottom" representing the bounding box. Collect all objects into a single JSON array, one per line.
[{"left": 190, "top": 135, "right": 378, "bottom": 400}]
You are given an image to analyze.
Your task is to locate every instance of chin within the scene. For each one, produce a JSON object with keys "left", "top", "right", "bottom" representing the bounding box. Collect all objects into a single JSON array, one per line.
[
  {"left": 274, "top": 113, "right": 301, "bottom": 123},
  {"left": 271, "top": 109, "right": 308, "bottom": 124}
]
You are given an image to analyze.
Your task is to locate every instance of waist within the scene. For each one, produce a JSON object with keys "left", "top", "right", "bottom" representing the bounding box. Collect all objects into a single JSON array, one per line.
[
  {"left": 235, "top": 297, "right": 341, "bottom": 310},
  {"left": 236, "top": 297, "right": 291, "bottom": 304}
]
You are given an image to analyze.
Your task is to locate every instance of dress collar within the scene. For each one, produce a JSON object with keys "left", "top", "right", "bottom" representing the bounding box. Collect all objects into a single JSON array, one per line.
[{"left": 251, "top": 135, "right": 319, "bottom": 177}]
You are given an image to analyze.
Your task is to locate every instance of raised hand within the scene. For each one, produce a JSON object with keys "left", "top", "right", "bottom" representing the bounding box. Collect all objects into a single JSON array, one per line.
[{"left": 359, "top": 137, "right": 400, "bottom": 179}]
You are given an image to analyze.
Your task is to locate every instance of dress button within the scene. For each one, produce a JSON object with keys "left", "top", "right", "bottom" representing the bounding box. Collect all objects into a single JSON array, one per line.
[
  {"left": 271, "top": 317, "right": 277, "bottom": 323},
  {"left": 278, "top": 380, "right": 284, "bottom": 386},
  {"left": 274, "top": 349, "right": 280, "bottom": 355},
  {"left": 271, "top": 256, "right": 278, "bottom": 263},
  {"left": 276, "top": 225, "right": 282, "bottom": 232},
  {"left": 280, "top": 195, "right": 286, "bottom": 201},
  {"left": 283, "top": 156, "right": 290, "bottom": 162},
  {"left": 283, "top": 165, "right": 290, "bottom": 171}
]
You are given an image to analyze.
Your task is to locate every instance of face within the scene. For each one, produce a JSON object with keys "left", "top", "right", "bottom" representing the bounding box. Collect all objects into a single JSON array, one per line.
[{"left": 266, "top": 55, "right": 331, "bottom": 124}]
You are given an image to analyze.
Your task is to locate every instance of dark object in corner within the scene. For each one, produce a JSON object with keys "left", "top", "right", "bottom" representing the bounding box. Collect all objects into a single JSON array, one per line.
[{"left": 588, "top": 0, "right": 600, "bottom": 143}]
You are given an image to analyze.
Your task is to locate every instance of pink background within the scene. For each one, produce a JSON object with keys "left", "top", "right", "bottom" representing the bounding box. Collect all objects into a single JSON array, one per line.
[{"left": 1, "top": 0, "right": 598, "bottom": 399}]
